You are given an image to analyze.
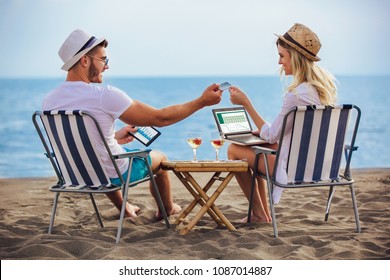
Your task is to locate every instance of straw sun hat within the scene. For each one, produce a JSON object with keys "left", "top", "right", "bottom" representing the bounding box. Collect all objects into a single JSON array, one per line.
[
  {"left": 276, "top": 23, "right": 321, "bottom": 62},
  {"left": 58, "top": 29, "right": 106, "bottom": 71}
]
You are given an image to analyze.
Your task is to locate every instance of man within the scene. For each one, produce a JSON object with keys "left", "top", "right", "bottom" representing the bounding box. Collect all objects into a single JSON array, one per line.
[{"left": 43, "top": 29, "right": 222, "bottom": 220}]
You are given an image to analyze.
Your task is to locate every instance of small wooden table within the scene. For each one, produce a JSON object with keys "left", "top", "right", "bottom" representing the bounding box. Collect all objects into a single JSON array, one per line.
[{"left": 161, "top": 160, "right": 248, "bottom": 235}]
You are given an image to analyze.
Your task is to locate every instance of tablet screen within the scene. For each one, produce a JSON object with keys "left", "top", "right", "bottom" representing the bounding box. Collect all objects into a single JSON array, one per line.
[{"left": 130, "top": 126, "right": 161, "bottom": 146}]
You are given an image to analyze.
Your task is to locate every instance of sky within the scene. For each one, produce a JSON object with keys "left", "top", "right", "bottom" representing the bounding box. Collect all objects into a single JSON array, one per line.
[{"left": 0, "top": 0, "right": 389, "bottom": 78}]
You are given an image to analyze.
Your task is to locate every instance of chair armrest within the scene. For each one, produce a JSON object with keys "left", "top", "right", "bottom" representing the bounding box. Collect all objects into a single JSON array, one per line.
[
  {"left": 45, "top": 152, "right": 56, "bottom": 158},
  {"left": 113, "top": 149, "right": 151, "bottom": 159},
  {"left": 251, "top": 146, "right": 277, "bottom": 155},
  {"left": 343, "top": 144, "right": 358, "bottom": 179},
  {"left": 344, "top": 144, "right": 358, "bottom": 151}
]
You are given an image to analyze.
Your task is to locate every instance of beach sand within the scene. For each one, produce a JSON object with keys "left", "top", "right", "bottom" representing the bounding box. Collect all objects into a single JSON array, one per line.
[{"left": 0, "top": 168, "right": 389, "bottom": 260}]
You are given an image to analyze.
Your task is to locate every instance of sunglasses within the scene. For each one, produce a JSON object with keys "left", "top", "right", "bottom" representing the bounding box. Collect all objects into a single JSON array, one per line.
[{"left": 87, "top": 55, "right": 109, "bottom": 66}]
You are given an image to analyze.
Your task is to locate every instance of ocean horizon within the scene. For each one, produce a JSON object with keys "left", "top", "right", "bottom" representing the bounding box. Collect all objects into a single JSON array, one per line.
[{"left": 0, "top": 75, "right": 389, "bottom": 178}]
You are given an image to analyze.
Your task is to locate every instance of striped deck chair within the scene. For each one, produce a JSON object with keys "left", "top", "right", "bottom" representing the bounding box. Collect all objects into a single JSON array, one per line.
[
  {"left": 33, "top": 110, "right": 170, "bottom": 243},
  {"left": 248, "top": 104, "right": 361, "bottom": 237}
]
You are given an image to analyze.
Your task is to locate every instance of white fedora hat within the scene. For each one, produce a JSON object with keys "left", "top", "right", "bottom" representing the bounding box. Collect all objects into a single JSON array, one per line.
[{"left": 58, "top": 29, "right": 106, "bottom": 71}]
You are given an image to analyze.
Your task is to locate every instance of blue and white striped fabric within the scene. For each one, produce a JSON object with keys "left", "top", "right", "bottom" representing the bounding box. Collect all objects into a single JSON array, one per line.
[
  {"left": 40, "top": 110, "right": 111, "bottom": 189},
  {"left": 286, "top": 105, "right": 352, "bottom": 184}
]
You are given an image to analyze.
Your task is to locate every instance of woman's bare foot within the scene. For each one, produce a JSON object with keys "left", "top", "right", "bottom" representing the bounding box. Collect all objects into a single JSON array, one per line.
[
  {"left": 155, "top": 203, "right": 182, "bottom": 220},
  {"left": 125, "top": 203, "right": 141, "bottom": 218},
  {"left": 240, "top": 214, "right": 271, "bottom": 223}
]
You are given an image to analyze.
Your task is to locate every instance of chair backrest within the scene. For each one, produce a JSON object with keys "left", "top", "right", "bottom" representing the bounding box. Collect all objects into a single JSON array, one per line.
[
  {"left": 33, "top": 110, "right": 120, "bottom": 188},
  {"left": 277, "top": 105, "right": 360, "bottom": 184}
]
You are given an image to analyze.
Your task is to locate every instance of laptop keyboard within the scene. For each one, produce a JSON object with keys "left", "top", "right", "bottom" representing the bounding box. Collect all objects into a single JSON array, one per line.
[{"left": 230, "top": 135, "right": 262, "bottom": 143}]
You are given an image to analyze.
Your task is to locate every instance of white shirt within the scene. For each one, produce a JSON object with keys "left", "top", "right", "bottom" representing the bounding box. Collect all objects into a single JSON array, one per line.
[
  {"left": 260, "top": 82, "right": 321, "bottom": 184},
  {"left": 42, "top": 81, "right": 133, "bottom": 177}
]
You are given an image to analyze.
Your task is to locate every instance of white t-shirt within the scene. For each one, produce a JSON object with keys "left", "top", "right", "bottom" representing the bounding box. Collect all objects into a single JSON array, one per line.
[
  {"left": 260, "top": 82, "right": 321, "bottom": 184},
  {"left": 42, "top": 81, "right": 133, "bottom": 177}
]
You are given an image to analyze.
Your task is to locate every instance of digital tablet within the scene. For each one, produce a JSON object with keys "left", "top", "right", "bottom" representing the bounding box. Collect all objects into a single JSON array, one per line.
[{"left": 129, "top": 126, "right": 161, "bottom": 147}]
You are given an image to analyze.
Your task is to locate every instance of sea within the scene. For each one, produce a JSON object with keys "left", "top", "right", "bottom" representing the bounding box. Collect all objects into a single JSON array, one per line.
[{"left": 0, "top": 76, "right": 389, "bottom": 178}]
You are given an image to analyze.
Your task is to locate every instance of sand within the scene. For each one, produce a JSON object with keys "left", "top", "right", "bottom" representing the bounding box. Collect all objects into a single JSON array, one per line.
[{"left": 0, "top": 168, "right": 389, "bottom": 260}]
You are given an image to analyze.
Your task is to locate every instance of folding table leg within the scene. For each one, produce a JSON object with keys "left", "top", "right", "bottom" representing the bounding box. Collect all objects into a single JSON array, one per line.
[
  {"left": 174, "top": 171, "right": 222, "bottom": 226},
  {"left": 181, "top": 172, "right": 225, "bottom": 226},
  {"left": 186, "top": 173, "right": 233, "bottom": 228},
  {"left": 179, "top": 172, "right": 236, "bottom": 235}
]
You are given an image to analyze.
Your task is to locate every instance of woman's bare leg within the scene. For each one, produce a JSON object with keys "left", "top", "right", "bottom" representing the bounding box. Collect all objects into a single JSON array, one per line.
[
  {"left": 227, "top": 143, "right": 276, "bottom": 223},
  {"left": 256, "top": 177, "right": 271, "bottom": 221},
  {"left": 227, "top": 144, "right": 269, "bottom": 222}
]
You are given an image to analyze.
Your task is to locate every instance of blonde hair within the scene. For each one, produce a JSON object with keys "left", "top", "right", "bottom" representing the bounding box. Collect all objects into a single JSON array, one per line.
[{"left": 277, "top": 39, "right": 337, "bottom": 105}]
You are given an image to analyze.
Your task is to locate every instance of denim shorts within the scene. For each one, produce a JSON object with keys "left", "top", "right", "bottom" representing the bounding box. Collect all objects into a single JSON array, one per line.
[{"left": 110, "top": 148, "right": 152, "bottom": 186}]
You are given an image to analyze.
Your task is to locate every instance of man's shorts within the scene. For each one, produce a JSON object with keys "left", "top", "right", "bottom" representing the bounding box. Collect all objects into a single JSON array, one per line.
[{"left": 110, "top": 148, "right": 152, "bottom": 186}]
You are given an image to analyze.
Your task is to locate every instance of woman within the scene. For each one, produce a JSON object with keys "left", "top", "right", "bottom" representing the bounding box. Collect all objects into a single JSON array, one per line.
[{"left": 228, "top": 23, "right": 337, "bottom": 223}]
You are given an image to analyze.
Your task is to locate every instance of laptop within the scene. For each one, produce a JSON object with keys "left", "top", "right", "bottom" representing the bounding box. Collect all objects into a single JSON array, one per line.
[{"left": 212, "top": 107, "right": 267, "bottom": 146}]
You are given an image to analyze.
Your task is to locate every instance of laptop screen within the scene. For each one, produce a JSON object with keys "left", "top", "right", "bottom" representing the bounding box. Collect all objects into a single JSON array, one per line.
[{"left": 212, "top": 107, "right": 253, "bottom": 135}]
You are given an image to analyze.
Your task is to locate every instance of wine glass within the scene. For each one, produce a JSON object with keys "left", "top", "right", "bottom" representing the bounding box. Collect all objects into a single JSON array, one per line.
[
  {"left": 210, "top": 132, "right": 225, "bottom": 161},
  {"left": 187, "top": 132, "right": 202, "bottom": 161}
]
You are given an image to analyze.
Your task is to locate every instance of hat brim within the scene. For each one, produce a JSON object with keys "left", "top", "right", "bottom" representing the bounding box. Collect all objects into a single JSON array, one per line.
[
  {"left": 61, "top": 37, "right": 106, "bottom": 71},
  {"left": 275, "top": 34, "right": 321, "bottom": 62}
]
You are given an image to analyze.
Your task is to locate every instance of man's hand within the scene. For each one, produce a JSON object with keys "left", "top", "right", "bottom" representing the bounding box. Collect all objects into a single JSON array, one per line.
[
  {"left": 115, "top": 125, "right": 138, "bottom": 144},
  {"left": 119, "top": 83, "right": 222, "bottom": 127},
  {"left": 199, "top": 83, "right": 222, "bottom": 106}
]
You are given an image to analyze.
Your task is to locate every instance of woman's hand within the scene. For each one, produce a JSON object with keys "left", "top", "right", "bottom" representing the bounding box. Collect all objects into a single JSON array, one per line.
[
  {"left": 115, "top": 125, "right": 138, "bottom": 144},
  {"left": 229, "top": 86, "right": 251, "bottom": 107}
]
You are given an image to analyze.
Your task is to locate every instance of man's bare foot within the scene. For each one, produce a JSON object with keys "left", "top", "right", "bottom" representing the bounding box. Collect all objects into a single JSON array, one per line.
[
  {"left": 155, "top": 203, "right": 182, "bottom": 220},
  {"left": 125, "top": 203, "right": 141, "bottom": 218}
]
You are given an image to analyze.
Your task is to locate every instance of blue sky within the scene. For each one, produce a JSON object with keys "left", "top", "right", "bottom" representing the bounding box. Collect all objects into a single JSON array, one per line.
[{"left": 1, "top": 0, "right": 389, "bottom": 77}]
